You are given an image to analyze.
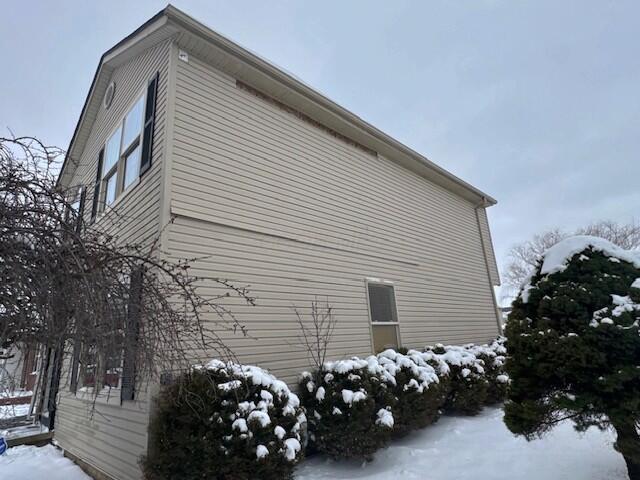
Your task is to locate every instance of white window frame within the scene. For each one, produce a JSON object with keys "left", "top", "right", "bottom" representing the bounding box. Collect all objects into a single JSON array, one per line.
[
  {"left": 365, "top": 278, "right": 401, "bottom": 352},
  {"left": 99, "top": 88, "right": 147, "bottom": 213}
]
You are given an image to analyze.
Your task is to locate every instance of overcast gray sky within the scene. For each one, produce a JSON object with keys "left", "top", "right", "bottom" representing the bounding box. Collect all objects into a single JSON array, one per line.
[{"left": 2, "top": 0, "right": 639, "bottom": 300}]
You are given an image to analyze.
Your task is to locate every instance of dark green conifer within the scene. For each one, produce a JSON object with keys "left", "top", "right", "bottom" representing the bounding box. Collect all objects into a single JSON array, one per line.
[{"left": 505, "top": 239, "right": 640, "bottom": 479}]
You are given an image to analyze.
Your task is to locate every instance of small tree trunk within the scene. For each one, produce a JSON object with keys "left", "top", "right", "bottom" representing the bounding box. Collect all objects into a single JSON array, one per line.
[{"left": 611, "top": 418, "right": 640, "bottom": 480}]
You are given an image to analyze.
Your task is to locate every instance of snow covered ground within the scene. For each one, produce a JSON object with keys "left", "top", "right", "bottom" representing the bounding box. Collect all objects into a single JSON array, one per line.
[
  {"left": 0, "top": 444, "right": 90, "bottom": 480},
  {"left": 0, "top": 402, "right": 30, "bottom": 419},
  {"left": 295, "top": 407, "right": 628, "bottom": 480},
  {"left": 0, "top": 407, "right": 628, "bottom": 479}
]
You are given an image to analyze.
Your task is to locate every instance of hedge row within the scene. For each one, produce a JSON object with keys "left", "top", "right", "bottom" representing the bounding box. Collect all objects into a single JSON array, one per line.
[
  {"left": 143, "top": 338, "right": 508, "bottom": 478},
  {"left": 301, "top": 337, "right": 508, "bottom": 460}
]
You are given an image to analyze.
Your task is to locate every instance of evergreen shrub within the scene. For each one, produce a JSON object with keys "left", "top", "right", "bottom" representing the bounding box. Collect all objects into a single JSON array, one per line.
[
  {"left": 299, "top": 357, "right": 394, "bottom": 460},
  {"left": 142, "top": 360, "right": 306, "bottom": 480}
]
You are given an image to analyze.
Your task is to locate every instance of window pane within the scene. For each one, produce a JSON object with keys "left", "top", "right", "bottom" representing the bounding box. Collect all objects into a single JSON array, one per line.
[
  {"left": 81, "top": 345, "right": 97, "bottom": 388},
  {"left": 121, "top": 95, "right": 144, "bottom": 151},
  {"left": 123, "top": 145, "right": 141, "bottom": 189},
  {"left": 104, "top": 126, "right": 122, "bottom": 174},
  {"left": 103, "top": 340, "right": 123, "bottom": 389},
  {"left": 105, "top": 174, "right": 117, "bottom": 206},
  {"left": 372, "top": 324, "right": 398, "bottom": 353},
  {"left": 68, "top": 186, "right": 82, "bottom": 211},
  {"left": 368, "top": 284, "right": 398, "bottom": 323}
]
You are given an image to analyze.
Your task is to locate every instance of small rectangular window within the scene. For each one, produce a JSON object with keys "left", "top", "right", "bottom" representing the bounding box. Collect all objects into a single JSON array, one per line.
[
  {"left": 367, "top": 281, "right": 400, "bottom": 353},
  {"left": 368, "top": 284, "right": 398, "bottom": 323}
]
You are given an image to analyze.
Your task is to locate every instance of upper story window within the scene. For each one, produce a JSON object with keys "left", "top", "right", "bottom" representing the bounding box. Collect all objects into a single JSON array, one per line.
[
  {"left": 90, "top": 71, "right": 159, "bottom": 221},
  {"left": 101, "top": 93, "right": 145, "bottom": 208}
]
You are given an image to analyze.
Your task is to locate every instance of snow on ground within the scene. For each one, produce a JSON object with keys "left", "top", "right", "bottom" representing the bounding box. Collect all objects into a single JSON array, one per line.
[
  {"left": 0, "top": 445, "right": 91, "bottom": 480},
  {"left": 295, "top": 407, "right": 628, "bottom": 480},
  {"left": 0, "top": 408, "right": 628, "bottom": 480},
  {"left": 0, "top": 390, "right": 32, "bottom": 399},
  {"left": 0, "top": 402, "right": 30, "bottom": 419}
]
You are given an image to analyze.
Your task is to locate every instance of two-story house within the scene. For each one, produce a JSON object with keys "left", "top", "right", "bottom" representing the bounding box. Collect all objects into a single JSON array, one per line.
[{"left": 55, "top": 6, "right": 501, "bottom": 479}]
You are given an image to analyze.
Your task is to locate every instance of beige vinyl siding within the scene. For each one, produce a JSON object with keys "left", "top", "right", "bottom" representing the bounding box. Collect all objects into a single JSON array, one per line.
[
  {"left": 54, "top": 39, "right": 171, "bottom": 480},
  {"left": 167, "top": 50, "right": 500, "bottom": 383}
]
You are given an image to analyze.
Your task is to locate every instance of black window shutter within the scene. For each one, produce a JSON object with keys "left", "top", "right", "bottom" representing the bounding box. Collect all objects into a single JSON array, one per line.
[
  {"left": 69, "top": 341, "right": 81, "bottom": 394},
  {"left": 121, "top": 267, "right": 143, "bottom": 402},
  {"left": 139, "top": 72, "right": 159, "bottom": 176},
  {"left": 90, "top": 149, "right": 104, "bottom": 221},
  {"left": 75, "top": 187, "right": 86, "bottom": 234}
]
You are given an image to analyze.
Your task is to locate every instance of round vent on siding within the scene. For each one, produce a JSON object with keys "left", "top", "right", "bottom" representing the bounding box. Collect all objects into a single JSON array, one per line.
[{"left": 103, "top": 82, "right": 116, "bottom": 110}]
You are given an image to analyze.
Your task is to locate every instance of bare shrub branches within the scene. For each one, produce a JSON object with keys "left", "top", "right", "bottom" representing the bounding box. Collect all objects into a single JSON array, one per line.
[
  {"left": 0, "top": 135, "right": 253, "bottom": 407},
  {"left": 292, "top": 298, "right": 337, "bottom": 375}
]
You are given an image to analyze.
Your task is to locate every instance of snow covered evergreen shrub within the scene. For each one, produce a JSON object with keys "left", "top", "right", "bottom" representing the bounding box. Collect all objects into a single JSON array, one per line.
[
  {"left": 376, "top": 349, "right": 448, "bottom": 435},
  {"left": 423, "top": 344, "right": 488, "bottom": 415},
  {"left": 142, "top": 360, "right": 305, "bottom": 480},
  {"left": 504, "top": 236, "right": 640, "bottom": 480},
  {"left": 299, "top": 357, "right": 394, "bottom": 460},
  {"left": 466, "top": 337, "right": 509, "bottom": 404}
]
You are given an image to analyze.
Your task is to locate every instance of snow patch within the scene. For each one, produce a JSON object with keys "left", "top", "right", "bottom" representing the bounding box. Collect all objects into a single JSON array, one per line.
[
  {"left": 341, "top": 389, "right": 366, "bottom": 405},
  {"left": 295, "top": 408, "right": 625, "bottom": 480},
  {"left": 0, "top": 445, "right": 91, "bottom": 480},
  {"left": 248, "top": 410, "right": 271, "bottom": 428},
  {"left": 256, "top": 444, "right": 269, "bottom": 459},
  {"left": 376, "top": 408, "right": 394, "bottom": 428},
  {"left": 232, "top": 418, "right": 248, "bottom": 433},
  {"left": 540, "top": 236, "right": 640, "bottom": 276},
  {"left": 284, "top": 437, "right": 301, "bottom": 462}
]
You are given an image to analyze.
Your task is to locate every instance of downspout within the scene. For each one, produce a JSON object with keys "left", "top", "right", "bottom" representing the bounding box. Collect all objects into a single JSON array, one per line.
[{"left": 474, "top": 196, "right": 503, "bottom": 335}]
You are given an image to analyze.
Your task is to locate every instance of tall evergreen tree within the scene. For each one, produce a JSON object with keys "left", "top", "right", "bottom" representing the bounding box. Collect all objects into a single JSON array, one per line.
[{"left": 504, "top": 236, "right": 640, "bottom": 479}]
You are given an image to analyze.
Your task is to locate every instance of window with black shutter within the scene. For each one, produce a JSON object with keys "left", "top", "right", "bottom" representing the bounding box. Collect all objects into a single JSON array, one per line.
[
  {"left": 92, "top": 71, "right": 159, "bottom": 215},
  {"left": 139, "top": 72, "right": 158, "bottom": 176},
  {"left": 367, "top": 282, "right": 400, "bottom": 353}
]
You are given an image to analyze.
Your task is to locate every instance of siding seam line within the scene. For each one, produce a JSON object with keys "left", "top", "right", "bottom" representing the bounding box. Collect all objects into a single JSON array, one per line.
[{"left": 170, "top": 210, "right": 420, "bottom": 267}]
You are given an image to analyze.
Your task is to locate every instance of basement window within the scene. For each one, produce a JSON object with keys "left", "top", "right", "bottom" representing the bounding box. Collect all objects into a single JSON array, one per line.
[{"left": 367, "top": 281, "right": 400, "bottom": 353}]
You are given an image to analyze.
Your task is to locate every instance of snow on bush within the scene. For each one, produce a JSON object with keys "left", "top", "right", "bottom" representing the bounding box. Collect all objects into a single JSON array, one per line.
[
  {"left": 466, "top": 337, "right": 509, "bottom": 404},
  {"left": 423, "top": 342, "right": 492, "bottom": 415},
  {"left": 299, "top": 356, "right": 394, "bottom": 460},
  {"left": 376, "top": 349, "right": 448, "bottom": 435},
  {"left": 301, "top": 339, "right": 508, "bottom": 459},
  {"left": 504, "top": 237, "right": 640, "bottom": 479},
  {"left": 142, "top": 360, "right": 305, "bottom": 480},
  {"left": 519, "top": 236, "right": 640, "bottom": 303}
]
